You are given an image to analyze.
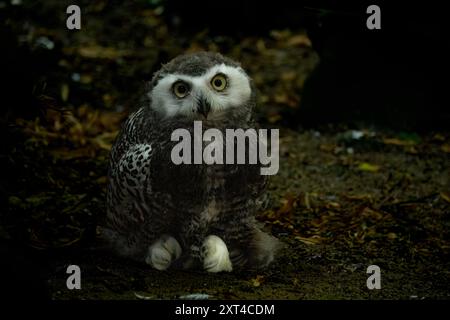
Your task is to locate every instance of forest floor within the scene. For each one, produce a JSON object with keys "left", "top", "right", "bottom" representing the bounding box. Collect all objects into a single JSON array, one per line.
[
  {"left": 2, "top": 1, "right": 450, "bottom": 300},
  {"left": 6, "top": 123, "right": 450, "bottom": 300}
]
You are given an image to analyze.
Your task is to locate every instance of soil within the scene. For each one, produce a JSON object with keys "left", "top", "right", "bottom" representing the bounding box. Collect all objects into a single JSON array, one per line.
[{"left": 5, "top": 126, "right": 450, "bottom": 300}]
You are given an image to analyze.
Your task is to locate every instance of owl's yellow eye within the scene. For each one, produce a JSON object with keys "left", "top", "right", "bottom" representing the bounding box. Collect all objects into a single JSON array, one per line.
[
  {"left": 211, "top": 73, "right": 227, "bottom": 92},
  {"left": 172, "top": 81, "right": 190, "bottom": 98}
]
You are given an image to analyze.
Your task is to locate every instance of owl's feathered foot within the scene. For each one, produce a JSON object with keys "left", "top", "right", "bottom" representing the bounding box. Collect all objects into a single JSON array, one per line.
[
  {"left": 228, "top": 229, "right": 284, "bottom": 270},
  {"left": 247, "top": 230, "right": 283, "bottom": 268},
  {"left": 145, "top": 235, "right": 182, "bottom": 271},
  {"left": 201, "top": 235, "right": 233, "bottom": 273}
]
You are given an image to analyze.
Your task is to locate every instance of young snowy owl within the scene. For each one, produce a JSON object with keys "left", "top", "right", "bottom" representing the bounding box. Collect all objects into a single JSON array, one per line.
[{"left": 105, "top": 52, "right": 281, "bottom": 272}]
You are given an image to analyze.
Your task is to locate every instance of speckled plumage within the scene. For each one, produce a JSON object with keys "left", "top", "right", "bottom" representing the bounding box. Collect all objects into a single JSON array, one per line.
[{"left": 105, "top": 52, "right": 281, "bottom": 272}]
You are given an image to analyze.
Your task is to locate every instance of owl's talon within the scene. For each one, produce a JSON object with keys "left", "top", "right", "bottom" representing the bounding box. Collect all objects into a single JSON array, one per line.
[
  {"left": 146, "top": 235, "right": 182, "bottom": 271},
  {"left": 201, "top": 235, "right": 232, "bottom": 273}
]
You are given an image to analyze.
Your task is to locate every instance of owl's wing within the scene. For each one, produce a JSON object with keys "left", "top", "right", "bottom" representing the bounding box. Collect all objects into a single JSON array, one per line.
[
  {"left": 109, "top": 107, "right": 146, "bottom": 167},
  {"left": 107, "top": 142, "right": 153, "bottom": 234},
  {"left": 106, "top": 106, "right": 154, "bottom": 233}
]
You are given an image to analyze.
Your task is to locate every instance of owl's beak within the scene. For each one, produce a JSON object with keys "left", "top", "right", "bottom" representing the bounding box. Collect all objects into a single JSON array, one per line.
[{"left": 197, "top": 97, "right": 211, "bottom": 119}]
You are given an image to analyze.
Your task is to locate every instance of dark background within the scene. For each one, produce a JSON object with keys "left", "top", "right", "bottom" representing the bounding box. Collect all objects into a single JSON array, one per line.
[
  {"left": 0, "top": 0, "right": 449, "bottom": 301},
  {"left": 1, "top": 1, "right": 448, "bottom": 130},
  {"left": 168, "top": 0, "right": 449, "bottom": 129}
]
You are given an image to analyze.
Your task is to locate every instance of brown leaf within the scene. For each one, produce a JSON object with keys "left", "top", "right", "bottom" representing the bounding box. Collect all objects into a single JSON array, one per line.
[
  {"left": 287, "top": 34, "right": 312, "bottom": 47},
  {"left": 387, "top": 232, "right": 397, "bottom": 240},
  {"left": 344, "top": 194, "right": 373, "bottom": 201},
  {"left": 319, "top": 143, "right": 336, "bottom": 153},
  {"left": 77, "top": 46, "right": 132, "bottom": 60},
  {"left": 250, "top": 275, "right": 265, "bottom": 287},
  {"left": 281, "top": 71, "right": 297, "bottom": 81},
  {"left": 295, "top": 235, "right": 322, "bottom": 245},
  {"left": 361, "top": 207, "right": 383, "bottom": 220},
  {"left": 277, "top": 195, "right": 297, "bottom": 216},
  {"left": 383, "top": 138, "right": 416, "bottom": 146}
]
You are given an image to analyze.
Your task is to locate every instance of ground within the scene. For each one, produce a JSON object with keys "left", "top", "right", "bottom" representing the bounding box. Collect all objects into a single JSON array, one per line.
[
  {"left": 2, "top": 1, "right": 450, "bottom": 300},
  {"left": 6, "top": 124, "right": 450, "bottom": 300}
]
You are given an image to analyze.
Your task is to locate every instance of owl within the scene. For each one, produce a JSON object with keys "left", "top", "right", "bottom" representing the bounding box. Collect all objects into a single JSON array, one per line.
[{"left": 105, "top": 52, "right": 281, "bottom": 272}]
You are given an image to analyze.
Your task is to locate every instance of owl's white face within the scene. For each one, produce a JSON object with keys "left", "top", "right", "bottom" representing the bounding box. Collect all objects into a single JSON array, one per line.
[{"left": 149, "top": 64, "right": 252, "bottom": 120}]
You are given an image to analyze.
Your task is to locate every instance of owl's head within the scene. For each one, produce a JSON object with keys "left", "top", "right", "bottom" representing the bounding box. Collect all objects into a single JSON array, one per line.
[{"left": 148, "top": 52, "right": 256, "bottom": 122}]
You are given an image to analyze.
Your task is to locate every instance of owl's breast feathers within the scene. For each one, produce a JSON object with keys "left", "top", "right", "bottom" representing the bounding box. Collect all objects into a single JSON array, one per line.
[{"left": 108, "top": 107, "right": 267, "bottom": 224}]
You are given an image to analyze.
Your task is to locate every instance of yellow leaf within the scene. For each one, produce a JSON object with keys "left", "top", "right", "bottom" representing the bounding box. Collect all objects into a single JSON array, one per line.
[
  {"left": 80, "top": 74, "right": 93, "bottom": 84},
  {"left": 358, "top": 162, "right": 380, "bottom": 172},
  {"left": 344, "top": 194, "right": 373, "bottom": 201},
  {"left": 441, "top": 144, "right": 450, "bottom": 153},
  {"left": 433, "top": 133, "right": 445, "bottom": 141},
  {"left": 267, "top": 114, "right": 282, "bottom": 123},
  {"left": 274, "top": 93, "right": 289, "bottom": 104},
  {"left": 61, "top": 83, "right": 69, "bottom": 102},
  {"left": 440, "top": 192, "right": 450, "bottom": 203},
  {"left": 250, "top": 275, "right": 265, "bottom": 287}
]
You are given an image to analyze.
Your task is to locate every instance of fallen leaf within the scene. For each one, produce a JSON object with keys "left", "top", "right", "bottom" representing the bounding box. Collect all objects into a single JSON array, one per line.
[
  {"left": 281, "top": 71, "right": 297, "bottom": 81},
  {"left": 277, "top": 195, "right": 297, "bottom": 216},
  {"left": 270, "top": 29, "right": 291, "bottom": 40},
  {"left": 344, "top": 194, "right": 373, "bottom": 201},
  {"left": 387, "top": 232, "right": 397, "bottom": 240},
  {"left": 267, "top": 114, "right": 282, "bottom": 123},
  {"left": 383, "top": 138, "right": 416, "bottom": 146},
  {"left": 274, "top": 93, "right": 289, "bottom": 104},
  {"left": 358, "top": 162, "right": 380, "bottom": 172},
  {"left": 287, "top": 34, "right": 312, "bottom": 47},
  {"left": 440, "top": 192, "right": 450, "bottom": 203},
  {"left": 295, "top": 235, "right": 322, "bottom": 245},
  {"left": 96, "top": 176, "right": 108, "bottom": 185},
  {"left": 326, "top": 201, "right": 341, "bottom": 209},
  {"left": 80, "top": 74, "right": 93, "bottom": 84},
  {"left": 256, "top": 39, "right": 266, "bottom": 52},
  {"left": 303, "top": 192, "right": 311, "bottom": 209},
  {"left": 77, "top": 46, "right": 132, "bottom": 59},
  {"left": 406, "top": 146, "right": 418, "bottom": 154},
  {"left": 61, "top": 83, "right": 69, "bottom": 102},
  {"left": 441, "top": 144, "right": 450, "bottom": 153},
  {"left": 361, "top": 207, "right": 383, "bottom": 220},
  {"left": 250, "top": 275, "right": 265, "bottom": 287},
  {"left": 433, "top": 133, "right": 446, "bottom": 141},
  {"left": 320, "top": 143, "right": 336, "bottom": 153}
]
